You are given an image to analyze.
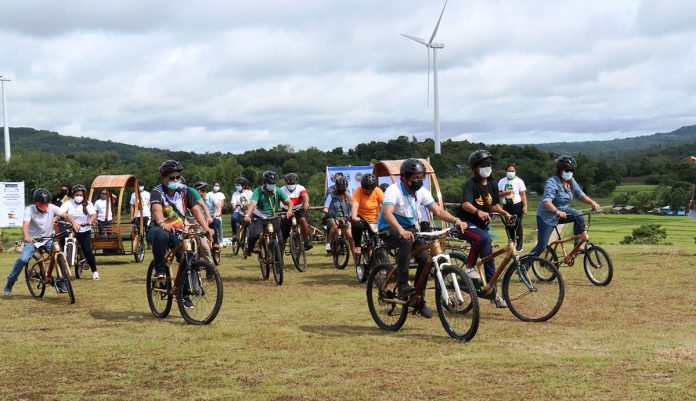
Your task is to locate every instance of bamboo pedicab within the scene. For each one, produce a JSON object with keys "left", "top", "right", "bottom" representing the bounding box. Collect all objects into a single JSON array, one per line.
[{"left": 87, "top": 175, "right": 146, "bottom": 264}]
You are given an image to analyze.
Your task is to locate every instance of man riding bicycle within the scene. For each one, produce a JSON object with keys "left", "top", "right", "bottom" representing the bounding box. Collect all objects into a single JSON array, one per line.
[
  {"left": 244, "top": 171, "right": 294, "bottom": 256},
  {"left": 378, "top": 159, "right": 468, "bottom": 318},
  {"left": 350, "top": 173, "right": 384, "bottom": 256},
  {"left": 280, "top": 172, "right": 313, "bottom": 250}
]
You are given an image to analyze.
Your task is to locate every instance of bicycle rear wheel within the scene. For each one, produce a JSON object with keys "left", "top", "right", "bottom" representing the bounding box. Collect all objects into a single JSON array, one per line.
[
  {"left": 270, "top": 239, "right": 284, "bottom": 286},
  {"left": 177, "top": 260, "right": 223, "bottom": 325},
  {"left": 289, "top": 231, "right": 307, "bottom": 272},
  {"left": 146, "top": 260, "right": 172, "bottom": 318},
  {"left": 332, "top": 236, "right": 349, "bottom": 270},
  {"left": 534, "top": 247, "right": 559, "bottom": 281},
  {"left": 503, "top": 256, "right": 564, "bottom": 322},
  {"left": 24, "top": 257, "right": 45, "bottom": 298},
  {"left": 435, "top": 264, "right": 479, "bottom": 341},
  {"left": 212, "top": 241, "right": 221, "bottom": 266},
  {"left": 583, "top": 245, "right": 613, "bottom": 286},
  {"left": 57, "top": 254, "right": 75, "bottom": 304},
  {"left": 366, "top": 263, "right": 408, "bottom": 331}
]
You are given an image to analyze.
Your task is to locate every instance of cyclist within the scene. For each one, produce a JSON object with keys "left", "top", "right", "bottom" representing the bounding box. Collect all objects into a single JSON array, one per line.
[
  {"left": 350, "top": 173, "right": 384, "bottom": 256},
  {"left": 322, "top": 176, "right": 354, "bottom": 254},
  {"left": 149, "top": 160, "right": 214, "bottom": 299},
  {"left": 59, "top": 184, "right": 99, "bottom": 280},
  {"left": 4, "top": 188, "right": 81, "bottom": 296},
  {"left": 230, "top": 177, "right": 252, "bottom": 238},
  {"left": 379, "top": 158, "right": 468, "bottom": 318},
  {"left": 130, "top": 179, "right": 151, "bottom": 243},
  {"left": 244, "top": 171, "right": 294, "bottom": 256},
  {"left": 528, "top": 155, "right": 600, "bottom": 257},
  {"left": 280, "top": 172, "right": 313, "bottom": 250}
]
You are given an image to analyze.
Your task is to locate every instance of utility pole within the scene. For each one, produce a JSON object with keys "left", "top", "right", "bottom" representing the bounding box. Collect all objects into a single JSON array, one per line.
[{"left": 0, "top": 75, "right": 11, "bottom": 162}]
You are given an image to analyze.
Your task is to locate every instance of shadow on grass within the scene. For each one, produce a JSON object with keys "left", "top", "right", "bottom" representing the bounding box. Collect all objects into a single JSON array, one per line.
[
  {"left": 96, "top": 259, "right": 134, "bottom": 266},
  {"left": 2, "top": 293, "right": 71, "bottom": 305},
  {"left": 299, "top": 324, "right": 454, "bottom": 343},
  {"left": 296, "top": 271, "right": 363, "bottom": 288},
  {"left": 89, "top": 309, "right": 183, "bottom": 324}
]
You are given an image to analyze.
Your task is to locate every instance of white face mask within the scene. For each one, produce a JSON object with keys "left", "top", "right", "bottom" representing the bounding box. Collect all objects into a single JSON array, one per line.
[
  {"left": 562, "top": 171, "right": 573, "bottom": 181},
  {"left": 287, "top": 184, "right": 297, "bottom": 192},
  {"left": 213, "top": 186, "right": 220, "bottom": 192},
  {"left": 506, "top": 172, "right": 516, "bottom": 180},
  {"left": 479, "top": 167, "right": 492, "bottom": 178},
  {"left": 73, "top": 196, "right": 84, "bottom": 204},
  {"left": 235, "top": 185, "right": 242, "bottom": 192},
  {"left": 139, "top": 186, "right": 144, "bottom": 191}
]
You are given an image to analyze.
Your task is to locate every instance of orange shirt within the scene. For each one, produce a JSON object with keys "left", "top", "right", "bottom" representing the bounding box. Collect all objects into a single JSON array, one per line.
[{"left": 352, "top": 187, "right": 384, "bottom": 223}]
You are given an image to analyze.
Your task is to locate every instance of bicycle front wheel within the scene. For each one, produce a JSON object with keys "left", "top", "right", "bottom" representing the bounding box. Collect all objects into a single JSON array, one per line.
[
  {"left": 24, "top": 257, "right": 45, "bottom": 298},
  {"left": 57, "top": 254, "right": 75, "bottom": 304},
  {"left": 503, "top": 256, "right": 564, "bottom": 322},
  {"left": 435, "top": 264, "right": 479, "bottom": 341},
  {"left": 212, "top": 242, "right": 221, "bottom": 266},
  {"left": 332, "top": 237, "right": 349, "bottom": 270},
  {"left": 177, "top": 260, "right": 224, "bottom": 325},
  {"left": 270, "top": 239, "right": 284, "bottom": 286},
  {"left": 146, "top": 260, "right": 172, "bottom": 318},
  {"left": 366, "top": 263, "right": 408, "bottom": 331},
  {"left": 259, "top": 242, "right": 270, "bottom": 280},
  {"left": 289, "top": 232, "right": 307, "bottom": 272},
  {"left": 232, "top": 235, "right": 241, "bottom": 256},
  {"left": 583, "top": 245, "right": 613, "bottom": 286}
]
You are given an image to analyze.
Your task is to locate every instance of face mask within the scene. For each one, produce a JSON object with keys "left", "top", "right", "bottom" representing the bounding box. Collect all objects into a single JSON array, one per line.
[
  {"left": 265, "top": 184, "right": 276, "bottom": 192},
  {"left": 506, "top": 172, "right": 515, "bottom": 180},
  {"left": 74, "top": 196, "right": 84, "bottom": 204},
  {"left": 60, "top": 190, "right": 68, "bottom": 195},
  {"left": 100, "top": 194, "right": 107, "bottom": 200},
  {"left": 479, "top": 167, "right": 492, "bottom": 178},
  {"left": 562, "top": 171, "right": 573, "bottom": 181},
  {"left": 36, "top": 203, "right": 49, "bottom": 213},
  {"left": 408, "top": 181, "right": 423, "bottom": 192},
  {"left": 235, "top": 185, "right": 242, "bottom": 192},
  {"left": 213, "top": 186, "right": 220, "bottom": 192},
  {"left": 287, "top": 185, "right": 297, "bottom": 192},
  {"left": 167, "top": 182, "right": 183, "bottom": 191},
  {"left": 336, "top": 188, "right": 346, "bottom": 194},
  {"left": 139, "top": 186, "right": 145, "bottom": 191}
]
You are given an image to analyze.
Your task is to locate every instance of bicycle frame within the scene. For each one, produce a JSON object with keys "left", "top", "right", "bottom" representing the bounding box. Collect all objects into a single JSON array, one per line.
[
  {"left": 545, "top": 212, "right": 594, "bottom": 266},
  {"left": 159, "top": 229, "right": 202, "bottom": 295},
  {"left": 33, "top": 236, "right": 70, "bottom": 283},
  {"left": 258, "top": 216, "right": 282, "bottom": 263},
  {"left": 467, "top": 214, "right": 520, "bottom": 295}
]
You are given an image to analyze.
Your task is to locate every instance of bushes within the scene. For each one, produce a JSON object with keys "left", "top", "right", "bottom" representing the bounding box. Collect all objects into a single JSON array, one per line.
[{"left": 620, "top": 224, "right": 671, "bottom": 245}]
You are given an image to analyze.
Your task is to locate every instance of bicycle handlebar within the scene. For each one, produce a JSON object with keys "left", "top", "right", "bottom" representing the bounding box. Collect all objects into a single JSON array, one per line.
[{"left": 490, "top": 213, "right": 518, "bottom": 227}]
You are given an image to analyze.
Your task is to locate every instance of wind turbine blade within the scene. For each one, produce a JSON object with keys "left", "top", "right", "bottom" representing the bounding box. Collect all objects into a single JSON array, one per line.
[
  {"left": 401, "top": 33, "right": 427, "bottom": 45},
  {"left": 428, "top": 0, "right": 448, "bottom": 44},
  {"left": 427, "top": 47, "right": 431, "bottom": 108}
]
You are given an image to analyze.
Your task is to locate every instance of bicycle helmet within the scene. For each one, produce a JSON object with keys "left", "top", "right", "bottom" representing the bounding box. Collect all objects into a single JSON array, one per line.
[
  {"left": 71, "top": 184, "right": 86, "bottom": 194},
  {"left": 335, "top": 176, "right": 348, "bottom": 190},
  {"left": 193, "top": 181, "right": 208, "bottom": 191},
  {"left": 263, "top": 170, "right": 279, "bottom": 184},
  {"left": 400, "top": 158, "right": 426, "bottom": 177},
  {"left": 32, "top": 188, "right": 51, "bottom": 204},
  {"left": 468, "top": 150, "right": 493, "bottom": 167},
  {"left": 159, "top": 159, "right": 183, "bottom": 175},
  {"left": 284, "top": 172, "right": 298, "bottom": 185},
  {"left": 555, "top": 155, "right": 577, "bottom": 171},
  {"left": 360, "top": 173, "right": 377, "bottom": 190},
  {"left": 235, "top": 176, "right": 250, "bottom": 187},
  {"left": 379, "top": 183, "right": 390, "bottom": 192}
]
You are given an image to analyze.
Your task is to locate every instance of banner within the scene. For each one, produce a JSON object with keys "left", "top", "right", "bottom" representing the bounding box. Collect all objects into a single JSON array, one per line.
[
  {"left": 325, "top": 166, "right": 373, "bottom": 196},
  {"left": 0, "top": 182, "right": 25, "bottom": 227}
]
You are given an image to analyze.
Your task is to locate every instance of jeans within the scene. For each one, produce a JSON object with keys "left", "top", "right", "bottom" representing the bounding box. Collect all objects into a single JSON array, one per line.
[
  {"left": 458, "top": 226, "right": 495, "bottom": 281},
  {"left": 211, "top": 218, "right": 222, "bottom": 243},
  {"left": 147, "top": 225, "right": 181, "bottom": 272},
  {"left": 231, "top": 212, "right": 240, "bottom": 236},
  {"left": 529, "top": 212, "right": 585, "bottom": 257},
  {"left": 76, "top": 231, "right": 97, "bottom": 272},
  {"left": 379, "top": 227, "right": 428, "bottom": 284},
  {"left": 133, "top": 216, "right": 150, "bottom": 244},
  {"left": 7, "top": 240, "right": 53, "bottom": 285},
  {"left": 247, "top": 218, "right": 282, "bottom": 253},
  {"left": 503, "top": 202, "right": 524, "bottom": 251}
]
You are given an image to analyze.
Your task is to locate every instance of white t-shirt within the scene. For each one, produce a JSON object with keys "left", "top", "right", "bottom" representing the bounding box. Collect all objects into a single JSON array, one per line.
[
  {"left": 231, "top": 190, "right": 253, "bottom": 213},
  {"left": 206, "top": 192, "right": 226, "bottom": 219},
  {"left": 130, "top": 190, "right": 151, "bottom": 218},
  {"left": 59, "top": 199, "right": 96, "bottom": 232},
  {"left": 497, "top": 177, "right": 527, "bottom": 205},
  {"left": 378, "top": 182, "right": 436, "bottom": 231},
  {"left": 24, "top": 204, "right": 62, "bottom": 240},
  {"left": 94, "top": 199, "right": 113, "bottom": 221}
]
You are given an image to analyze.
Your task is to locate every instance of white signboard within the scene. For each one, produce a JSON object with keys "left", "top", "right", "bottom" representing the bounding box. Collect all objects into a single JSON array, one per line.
[{"left": 0, "top": 182, "right": 25, "bottom": 227}]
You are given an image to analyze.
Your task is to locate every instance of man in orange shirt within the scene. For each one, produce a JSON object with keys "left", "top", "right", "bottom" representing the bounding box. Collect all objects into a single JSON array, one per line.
[{"left": 350, "top": 173, "right": 384, "bottom": 256}]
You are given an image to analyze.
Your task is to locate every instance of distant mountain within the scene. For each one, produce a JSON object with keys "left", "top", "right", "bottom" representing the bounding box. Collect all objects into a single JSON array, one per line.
[{"left": 533, "top": 125, "right": 696, "bottom": 158}]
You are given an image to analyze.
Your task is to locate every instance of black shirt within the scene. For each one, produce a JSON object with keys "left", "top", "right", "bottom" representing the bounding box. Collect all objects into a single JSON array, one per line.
[{"left": 456, "top": 177, "right": 500, "bottom": 228}]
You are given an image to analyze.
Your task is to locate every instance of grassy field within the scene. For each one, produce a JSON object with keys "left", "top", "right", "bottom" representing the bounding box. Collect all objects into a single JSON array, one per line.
[{"left": 1, "top": 213, "right": 695, "bottom": 401}]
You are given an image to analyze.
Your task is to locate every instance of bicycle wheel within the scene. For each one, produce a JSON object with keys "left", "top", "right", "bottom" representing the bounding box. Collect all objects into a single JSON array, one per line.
[
  {"left": 354, "top": 251, "right": 367, "bottom": 283},
  {"left": 366, "top": 263, "right": 408, "bottom": 331},
  {"left": 232, "top": 235, "right": 241, "bottom": 256},
  {"left": 503, "top": 256, "right": 564, "bottom": 322},
  {"left": 332, "top": 236, "right": 349, "bottom": 270},
  {"left": 447, "top": 252, "right": 468, "bottom": 269},
  {"left": 24, "top": 257, "right": 45, "bottom": 298},
  {"left": 177, "top": 260, "right": 224, "bottom": 325},
  {"left": 212, "top": 242, "right": 221, "bottom": 266},
  {"left": 435, "top": 264, "right": 479, "bottom": 341},
  {"left": 146, "top": 260, "right": 173, "bottom": 318},
  {"left": 289, "top": 231, "right": 307, "bottom": 272},
  {"left": 57, "top": 254, "right": 75, "bottom": 304},
  {"left": 134, "top": 234, "right": 146, "bottom": 263},
  {"left": 65, "top": 241, "right": 77, "bottom": 278},
  {"left": 259, "top": 241, "right": 270, "bottom": 280},
  {"left": 534, "top": 247, "right": 559, "bottom": 281},
  {"left": 583, "top": 245, "right": 613, "bottom": 286},
  {"left": 270, "top": 239, "right": 284, "bottom": 286}
]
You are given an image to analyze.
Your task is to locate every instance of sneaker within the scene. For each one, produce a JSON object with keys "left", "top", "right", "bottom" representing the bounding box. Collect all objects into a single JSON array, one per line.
[
  {"left": 55, "top": 280, "right": 67, "bottom": 293},
  {"left": 154, "top": 268, "right": 166, "bottom": 279},
  {"left": 92, "top": 271, "right": 100, "bottom": 280},
  {"left": 182, "top": 296, "right": 195, "bottom": 309},
  {"left": 416, "top": 302, "right": 433, "bottom": 319},
  {"left": 465, "top": 268, "right": 480, "bottom": 280},
  {"left": 397, "top": 282, "right": 415, "bottom": 299},
  {"left": 492, "top": 296, "right": 508, "bottom": 309},
  {"left": 3, "top": 282, "right": 12, "bottom": 296},
  {"left": 304, "top": 242, "right": 313, "bottom": 251},
  {"left": 324, "top": 243, "right": 331, "bottom": 252}
]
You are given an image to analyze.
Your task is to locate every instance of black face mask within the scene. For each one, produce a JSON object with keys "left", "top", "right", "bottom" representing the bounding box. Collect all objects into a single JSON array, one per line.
[
  {"left": 336, "top": 188, "right": 346, "bottom": 194},
  {"left": 408, "top": 181, "right": 423, "bottom": 192}
]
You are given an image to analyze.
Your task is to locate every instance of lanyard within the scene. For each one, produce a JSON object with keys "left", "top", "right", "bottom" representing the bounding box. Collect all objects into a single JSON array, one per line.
[{"left": 263, "top": 189, "right": 278, "bottom": 215}]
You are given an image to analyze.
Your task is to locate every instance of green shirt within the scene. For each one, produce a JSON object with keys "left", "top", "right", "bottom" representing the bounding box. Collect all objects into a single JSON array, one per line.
[{"left": 251, "top": 187, "right": 289, "bottom": 218}]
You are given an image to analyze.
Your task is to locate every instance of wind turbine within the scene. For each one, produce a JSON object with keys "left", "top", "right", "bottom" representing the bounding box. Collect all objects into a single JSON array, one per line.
[{"left": 402, "top": 0, "right": 448, "bottom": 154}]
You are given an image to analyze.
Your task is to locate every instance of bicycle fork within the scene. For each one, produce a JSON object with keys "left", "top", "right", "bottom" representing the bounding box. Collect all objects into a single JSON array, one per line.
[{"left": 432, "top": 254, "right": 465, "bottom": 308}]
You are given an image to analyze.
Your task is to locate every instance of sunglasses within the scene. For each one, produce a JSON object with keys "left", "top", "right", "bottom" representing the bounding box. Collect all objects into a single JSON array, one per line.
[
  {"left": 167, "top": 175, "right": 182, "bottom": 181},
  {"left": 409, "top": 177, "right": 426, "bottom": 183},
  {"left": 563, "top": 169, "right": 575, "bottom": 173}
]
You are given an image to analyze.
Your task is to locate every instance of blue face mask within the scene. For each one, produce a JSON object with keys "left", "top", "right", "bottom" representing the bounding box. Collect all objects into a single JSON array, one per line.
[
  {"left": 167, "top": 181, "right": 183, "bottom": 190},
  {"left": 561, "top": 171, "right": 573, "bottom": 181},
  {"left": 235, "top": 185, "right": 242, "bottom": 192},
  {"left": 265, "top": 184, "right": 276, "bottom": 192}
]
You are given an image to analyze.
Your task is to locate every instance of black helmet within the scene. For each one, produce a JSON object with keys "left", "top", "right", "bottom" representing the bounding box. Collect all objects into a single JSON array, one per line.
[
  {"left": 159, "top": 160, "right": 183, "bottom": 176},
  {"left": 400, "top": 158, "right": 426, "bottom": 177},
  {"left": 71, "top": 184, "right": 86, "bottom": 194},
  {"left": 468, "top": 150, "right": 493, "bottom": 167},
  {"left": 379, "top": 183, "right": 390, "bottom": 192},
  {"left": 555, "top": 155, "right": 577, "bottom": 170},
  {"left": 32, "top": 188, "right": 51, "bottom": 203},
  {"left": 361, "top": 173, "right": 377, "bottom": 190},
  {"left": 193, "top": 181, "right": 208, "bottom": 191},
  {"left": 263, "top": 170, "right": 279, "bottom": 184},
  {"left": 335, "top": 176, "right": 348, "bottom": 190},
  {"left": 235, "top": 177, "right": 249, "bottom": 186},
  {"left": 285, "top": 173, "right": 298, "bottom": 184}
]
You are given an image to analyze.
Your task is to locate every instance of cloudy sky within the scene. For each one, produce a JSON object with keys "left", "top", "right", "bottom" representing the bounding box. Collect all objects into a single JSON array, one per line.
[{"left": 1, "top": 0, "right": 695, "bottom": 153}]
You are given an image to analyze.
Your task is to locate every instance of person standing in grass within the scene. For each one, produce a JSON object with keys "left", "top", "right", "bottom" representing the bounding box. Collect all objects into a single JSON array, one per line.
[{"left": 498, "top": 163, "right": 527, "bottom": 252}]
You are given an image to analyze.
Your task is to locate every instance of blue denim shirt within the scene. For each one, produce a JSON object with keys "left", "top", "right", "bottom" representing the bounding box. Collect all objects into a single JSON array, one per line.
[
  {"left": 536, "top": 176, "right": 586, "bottom": 226},
  {"left": 324, "top": 192, "right": 351, "bottom": 218}
]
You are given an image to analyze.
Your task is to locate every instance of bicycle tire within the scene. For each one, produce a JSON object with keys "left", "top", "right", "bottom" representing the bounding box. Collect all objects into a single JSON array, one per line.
[
  {"left": 332, "top": 236, "right": 350, "bottom": 270},
  {"left": 177, "top": 260, "right": 224, "bottom": 325},
  {"left": 503, "top": 256, "right": 564, "bottom": 322},
  {"left": 447, "top": 252, "right": 468, "bottom": 269},
  {"left": 354, "top": 252, "right": 367, "bottom": 283},
  {"left": 134, "top": 234, "right": 146, "bottom": 263},
  {"left": 259, "top": 241, "right": 270, "bottom": 280},
  {"left": 232, "top": 235, "right": 241, "bottom": 256},
  {"left": 270, "top": 238, "right": 284, "bottom": 286},
  {"left": 24, "top": 257, "right": 45, "bottom": 298},
  {"left": 212, "top": 242, "right": 221, "bottom": 266},
  {"left": 435, "top": 264, "right": 479, "bottom": 341},
  {"left": 366, "top": 263, "right": 408, "bottom": 331},
  {"left": 65, "top": 241, "right": 76, "bottom": 276},
  {"left": 289, "top": 231, "right": 307, "bottom": 272},
  {"left": 146, "top": 260, "right": 173, "bottom": 318},
  {"left": 57, "top": 254, "right": 75, "bottom": 304},
  {"left": 583, "top": 245, "right": 613, "bottom": 286},
  {"left": 534, "top": 247, "right": 559, "bottom": 281}
]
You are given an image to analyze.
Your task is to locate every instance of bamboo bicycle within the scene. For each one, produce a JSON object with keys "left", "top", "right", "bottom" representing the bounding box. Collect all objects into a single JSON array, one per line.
[
  {"left": 248, "top": 215, "right": 284, "bottom": 285},
  {"left": 353, "top": 217, "right": 390, "bottom": 283},
  {"left": 63, "top": 223, "right": 90, "bottom": 279},
  {"left": 24, "top": 228, "right": 75, "bottom": 304},
  {"left": 366, "top": 227, "right": 480, "bottom": 341},
  {"left": 538, "top": 210, "right": 613, "bottom": 286},
  {"left": 325, "top": 213, "right": 351, "bottom": 270},
  {"left": 233, "top": 220, "right": 247, "bottom": 256},
  {"left": 146, "top": 226, "right": 223, "bottom": 325},
  {"left": 285, "top": 214, "right": 307, "bottom": 272},
  {"left": 451, "top": 214, "right": 565, "bottom": 322}
]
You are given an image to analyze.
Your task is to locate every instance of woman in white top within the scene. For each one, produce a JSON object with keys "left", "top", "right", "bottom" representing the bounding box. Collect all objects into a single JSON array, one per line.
[
  {"left": 59, "top": 184, "right": 100, "bottom": 279},
  {"left": 498, "top": 163, "right": 527, "bottom": 251}
]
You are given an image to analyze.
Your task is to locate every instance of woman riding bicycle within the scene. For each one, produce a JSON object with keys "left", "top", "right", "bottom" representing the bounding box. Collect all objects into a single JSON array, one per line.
[
  {"left": 59, "top": 184, "right": 99, "bottom": 280},
  {"left": 349, "top": 173, "right": 384, "bottom": 256},
  {"left": 528, "top": 155, "right": 600, "bottom": 257},
  {"left": 322, "top": 176, "right": 354, "bottom": 254},
  {"left": 456, "top": 150, "right": 513, "bottom": 308}
]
